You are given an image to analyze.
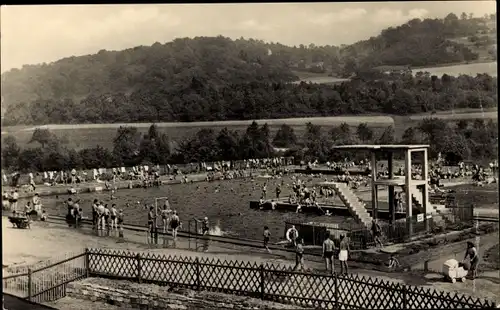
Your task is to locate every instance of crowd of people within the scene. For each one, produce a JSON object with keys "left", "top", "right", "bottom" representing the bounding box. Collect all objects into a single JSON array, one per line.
[{"left": 1, "top": 157, "right": 294, "bottom": 189}]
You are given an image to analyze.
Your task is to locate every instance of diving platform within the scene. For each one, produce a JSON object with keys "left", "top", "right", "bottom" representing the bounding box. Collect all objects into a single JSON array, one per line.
[
  {"left": 249, "top": 199, "right": 410, "bottom": 220},
  {"left": 373, "top": 177, "right": 427, "bottom": 187}
]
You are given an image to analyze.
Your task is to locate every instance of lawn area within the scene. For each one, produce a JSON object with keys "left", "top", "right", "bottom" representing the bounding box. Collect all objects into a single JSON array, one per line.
[
  {"left": 1, "top": 109, "right": 496, "bottom": 150},
  {"left": 2, "top": 116, "right": 395, "bottom": 150}
]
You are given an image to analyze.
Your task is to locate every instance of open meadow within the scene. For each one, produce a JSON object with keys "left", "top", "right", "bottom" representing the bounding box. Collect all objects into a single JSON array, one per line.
[
  {"left": 414, "top": 61, "right": 497, "bottom": 77},
  {"left": 2, "top": 116, "right": 395, "bottom": 150},
  {"left": 2, "top": 109, "right": 497, "bottom": 150}
]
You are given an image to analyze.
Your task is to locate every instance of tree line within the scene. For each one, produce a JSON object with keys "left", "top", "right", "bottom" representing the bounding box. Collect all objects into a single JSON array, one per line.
[
  {"left": 2, "top": 117, "right": 497, "bottom": 173},
  {"left": 3, "top": 72, "right": 497, "bottom": 125}
]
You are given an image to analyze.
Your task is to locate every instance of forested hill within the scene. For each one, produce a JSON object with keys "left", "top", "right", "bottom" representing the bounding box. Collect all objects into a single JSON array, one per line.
[
  {"left": 1, "top": 12, "right": 497, "bottom": 125},
  {"left": 341, "top": 12, "right": 496, "bottom": 69}
]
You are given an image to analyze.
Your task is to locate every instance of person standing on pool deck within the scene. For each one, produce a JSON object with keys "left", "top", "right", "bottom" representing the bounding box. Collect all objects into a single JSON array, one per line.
[
  {"left": 338, "top": 235, "right": 350, "bottom": 275},
  {"left": 110, "top": 204, "right": 118, "bottom": 231},
  {"left": 117, "top": 209, "right": 125, "bottom": 239},
  {"left": 91, "top": 199, "right": 99, "bottom": 229},
  {"left": 161, "top": 203, "right": 171, "bottom": 233},
  {"left": 196, "top": 216, "right": 210, "bottom": 252},
  {"left": 263, "top": 226, "right": 272, "bottom": 254},
  {"left": 288, "top": 225, "right": 299, "bottom": 247},
  {"left": 170, "top": 211, "right": 180, "bottom": 241},
  {"left": 96, "top": 201, "right": 105, "bottom": 231},
  {"left": 463, "top": 241, "right": 479, "bottom": 279},
  {"left": 323, "top": 231, "right": 336, "bottom": 274},
  {"left": 293, "top": 238, "right": 305, "bottom": 271},
  {"left": 275, "top": 184, "right": 281, "bottom": 200},
  {"left": 148, "top": 206, "right": 156, "bottom": 242},
  {"left": 11, "top": 189, "right": 19, "bottom": 212},
  {"left": 104, "top": 204, "right": 111, "bottom": 235}
]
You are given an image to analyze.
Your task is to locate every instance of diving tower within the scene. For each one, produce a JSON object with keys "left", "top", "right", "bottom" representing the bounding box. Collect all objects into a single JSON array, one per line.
[{"left": 330, "top": 144, "right": 431, "bottom": 239}]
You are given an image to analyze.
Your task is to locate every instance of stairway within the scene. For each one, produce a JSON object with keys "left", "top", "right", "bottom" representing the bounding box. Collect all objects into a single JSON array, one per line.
[
  {"left": 410, "top": 186, "right": 454, "bottom": 226},
  {"left": 331, "top": 182, "right": 373, "bottom": 229}
]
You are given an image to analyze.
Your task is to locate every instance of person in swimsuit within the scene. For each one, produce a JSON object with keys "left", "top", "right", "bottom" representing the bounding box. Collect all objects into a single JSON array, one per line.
[
  {"left": 148, "top": 206, "right": 156, "bottom": 241},
  {"left": 196, "top": 216, "right": 210, "bottom": 252},
  {"left": 323, "top": 231, "right": 336, "bottom": 274},
  {"left": 73, "top": 203, "right": 80, "bottom": 227},
  {"left": 117, "top": 209, "right": 124, "bottom": 238},
  {"left": 92, "top": 199, "right": 99, "bottom": 229},
  {"left": 110, "top": 204, "right": 118, "bottom": 231},
  {"left": 11, "top": 189, "right": 19, "bottom": 211},
  {"left": 161, "top": 203, "right": 171, "bottom": 233},
  {"left": 170, "top": 211, "right": 180, "bottom": 240},
  {"left": 293, "top": 238, "right": 305, "bottom": 271},
  {"left": 96, "top": 202, "right": 105, "bottom": 230},
  {"left": 263, "top": 226, "right": 272, "bottom": 254},
  {"left": 338, "top": 235, "right": 350, "bottom": 275},
  {"left": 32, "top": 193, "right": 42, "bottom": 215},
  {"left": 104, "top": 204, "right": 111, "bottom": 233}
]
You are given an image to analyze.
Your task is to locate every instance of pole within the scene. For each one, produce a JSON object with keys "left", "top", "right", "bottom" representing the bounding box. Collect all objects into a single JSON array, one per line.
[
  {"left": 405, "top": 150, "right": 413, "bottom": 239},
  {"left": 388, "top": 151, "right": 395, "bottom": 226},
  {"left": 28, "top": 268, "right": 33, "bottom": 302}
]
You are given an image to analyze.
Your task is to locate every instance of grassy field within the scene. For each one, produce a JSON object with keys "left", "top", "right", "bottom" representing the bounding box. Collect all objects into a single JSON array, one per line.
[
  {"left": 292, "top": 61, "right": 497, "bottom": 85},
  {"left": 413, "top": 61, "right": 497, "bottom": 77},
  {"left": 1, "top": 110, "right": 497, "bottom": 150},
  {"left": 2, "top": 116, "right": 395, "bottom": 150}
]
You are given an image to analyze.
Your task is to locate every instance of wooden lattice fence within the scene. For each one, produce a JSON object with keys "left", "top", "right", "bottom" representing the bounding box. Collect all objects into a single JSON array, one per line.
[
  {"left": 2, "top": 252, "right": 87, "bottom": 304},
  {"left": 87, "top": 248, "right": 495, "bottom": 309}
]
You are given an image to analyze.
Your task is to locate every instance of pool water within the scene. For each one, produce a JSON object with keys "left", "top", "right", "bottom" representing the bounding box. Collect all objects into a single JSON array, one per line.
[{"left": 28, "top": 176, "right": 350, "bottom": 241}]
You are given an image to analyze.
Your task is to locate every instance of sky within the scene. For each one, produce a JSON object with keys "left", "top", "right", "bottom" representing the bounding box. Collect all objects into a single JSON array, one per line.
[{"left": 0, "top": 2, "right": 496, "bottom": 73}]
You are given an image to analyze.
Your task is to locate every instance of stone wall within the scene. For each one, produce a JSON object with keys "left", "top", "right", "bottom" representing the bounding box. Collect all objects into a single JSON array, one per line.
[{"left": 66, "top": 278, "right": 310, "bottom": 310}]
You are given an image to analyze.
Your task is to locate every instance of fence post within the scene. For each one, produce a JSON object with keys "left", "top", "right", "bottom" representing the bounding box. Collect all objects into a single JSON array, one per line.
[
  {"left": 334, "top": 274, "right": 339, "bottom": 309},
  {"left": 402, "top": 284, "right": 408, "bottom": 309},
  {"left": 260, "top": 264, "right": 265, "bottom": 300},
  {"left": 27, "top": 268, "right": 33, "bottom": 302},
  {"left": 84, "top": 248, "right": 90, "bottom": 277},
  {"left": 136, "top": 254, "right": 142, "bottom": 284},
  {"left": 195, "top": 257, "right": 200, "bottom": 290}
]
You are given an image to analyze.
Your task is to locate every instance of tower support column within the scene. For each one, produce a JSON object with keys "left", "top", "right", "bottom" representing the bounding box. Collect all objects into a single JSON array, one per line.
[
  {"left": 422, "top": 149, "right": 429, "bottom": 232},
  {"left": 371, "top": 151, "right": 378, "bottom": 220},
  {"left": 405, "top": 150, "right": 413, "bottom": 239},
  {"left": 388, "top": 151, "right": 395, "bottom": 225}
]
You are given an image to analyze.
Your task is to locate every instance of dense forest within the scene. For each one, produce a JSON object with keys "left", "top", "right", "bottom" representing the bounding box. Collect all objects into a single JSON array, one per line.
[
  {"left": 2, "top": 116, "right": 497, "bottom": 173},
  {"left": 3, "top": 72, "right": 497, "bottom": 125},
  {"left": 1, "top": 12, "right": 496, "bottom": 125}
]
